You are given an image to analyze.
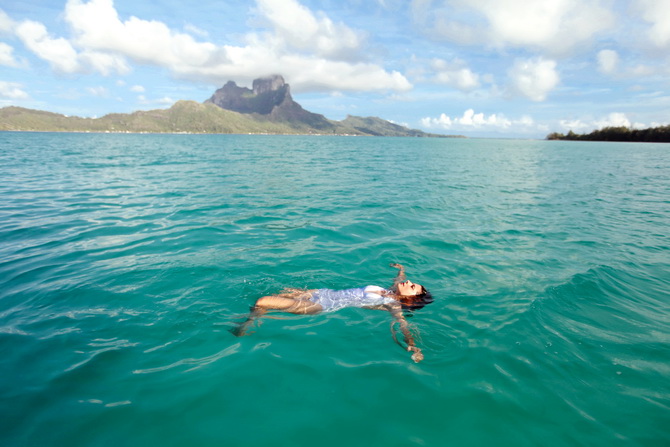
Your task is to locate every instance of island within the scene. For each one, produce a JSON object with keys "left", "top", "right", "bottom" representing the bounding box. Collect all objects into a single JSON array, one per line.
[
  {"left": 0, "top": 75, "right": 462, "bottom": 138},
  {"left": 547, "top": 126, "right": 670, "bottom": 143}
]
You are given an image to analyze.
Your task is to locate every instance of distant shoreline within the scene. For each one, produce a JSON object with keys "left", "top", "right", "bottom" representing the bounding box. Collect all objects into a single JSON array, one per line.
[
  {"left": 547, "top": 125, "right": 670, "bottom": 143},
  {"left": 0, "top": 128, "right": 464, "bottom": 138},
  {"left": 0, "top": 103, "right": 464, "bottom": 138},
  {"left": 0, "top": 129, "right": 465, "bottom": 138}
]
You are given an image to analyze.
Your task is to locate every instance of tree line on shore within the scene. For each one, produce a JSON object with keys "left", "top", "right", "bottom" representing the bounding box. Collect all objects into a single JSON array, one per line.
[{"left": 547, "top": 125, "right": 670, "bottom": 142}]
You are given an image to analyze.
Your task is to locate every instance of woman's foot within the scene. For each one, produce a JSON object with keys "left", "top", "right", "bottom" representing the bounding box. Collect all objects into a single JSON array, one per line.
[{"left": 230, "top": 308, "right": 264, "bottom": 337}]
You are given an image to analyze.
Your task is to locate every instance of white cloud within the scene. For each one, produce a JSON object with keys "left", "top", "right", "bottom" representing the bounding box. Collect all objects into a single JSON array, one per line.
[
  {"left": 430, "top": 58, "right": 480, "bottom": 91},
  {"left": 257, "top": 53, "right": 411, "bottom": 92},
  {"left": 597, "top": 49, "right": 619, "bottom": 74},
  {"left": 59, "top": 0, "right": 409, "bottom": 92},
  {"left": 636, "top": 0, "right": 670, "bottom": 48},
  {"left": 416, "top": 0, "right": 614, "bottom": 54},
  {"left": 630, "top": 64, "right": 658, "bottom": 76},
  {"left": 0, "top": 9, "right": 15, "bottom": 33},
  {"left": 79, "top": 50, "right": 130, "bottom": 75},
  {"left": 595, "top": 48, "right": 670, "bottom": 80},
  {"left": 15, "top": 20, "right": 80, "bottom": 73},
  {"left": 138, "top": 95, "right": 175, "bottom": 106},
  {"left": 64, "top": 0, "right": 218, "bottom": 67},
  {"left": 12, "top": 15, "right": 128, "bottom": 76},
  {"left": 0, "top": 42, "right": 19, "bottom": 67},
  {"left": 421, "top": 108, "right": 535, "bottom": 131},
  {"left": 558, "top": 119, "right": 590, "bottom": 133},
  {"left": 594, "top": 112, "right": 632, "bottom": 128},
  {"left": 0, "top": 81, "right": 28, "bottom": 99},
  {"left": 86, "top": 86, "right": 109, "bottom": 97},
  {"left": 130, "top": 85, "right": 145, "bottom": 93},
  {"left": 421, "top": 109, "right": 512, "bottom": 129},
  {"left": 255, "top": 0, "right": 364, "bottom": 61},
  {"left": 183, "top": 23, "right": 209, "bottom": 39},
  {"left": 559, "top": 112, "right": 648, "bottom": 132},
  {"left": 157, "top": 96, "right": 175, "bottom": 105},
  {"left": 508, "top": 58, "right": 559, "bottom": 101}
]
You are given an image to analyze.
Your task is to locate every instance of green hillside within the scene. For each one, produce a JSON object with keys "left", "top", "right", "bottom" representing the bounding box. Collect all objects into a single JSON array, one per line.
[
  {"left": 0, "top": 101, "right": 456, "bottom": 137},
  {"left": 339, "top": 115, "right": 444, "bottom": 137}
]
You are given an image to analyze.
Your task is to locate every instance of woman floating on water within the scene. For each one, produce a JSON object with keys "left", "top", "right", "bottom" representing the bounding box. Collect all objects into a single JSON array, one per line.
[{"left": 232, "top": 263, "right": 432, "bottom": 363}]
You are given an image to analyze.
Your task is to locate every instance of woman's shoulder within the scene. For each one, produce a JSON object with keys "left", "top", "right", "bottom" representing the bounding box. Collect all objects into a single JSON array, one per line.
[{"left": 363, "top": 285, "right": 386, "bottom": 293}]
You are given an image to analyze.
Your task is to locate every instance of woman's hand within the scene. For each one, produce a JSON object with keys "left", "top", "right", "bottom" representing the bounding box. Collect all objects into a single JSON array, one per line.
[
  {"left": 390, "top": 263, "right": 407, "bottom": 289},
  {"left": 408, "top": 346, "right": 423, "bottom": 363}
]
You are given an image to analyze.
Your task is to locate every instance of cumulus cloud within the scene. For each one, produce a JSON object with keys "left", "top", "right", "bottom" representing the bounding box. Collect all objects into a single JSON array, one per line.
[
  {"left": 86, "top": 86, "right": 109, "bottom": 97},
  {"left": 275, "top": 57, "right": 411, "bottom": 92},
  {"left": 507, "top": 58, "right": 559, "bottom": 101},
  {"left": 0, "top": 9, "right": 15, "bottom": 33},
  {"left": 156, "top": 96, "right": 175, "bottom": 105},
  {"left": 0, "top": 81, "right": 28, "bottom": 99},
  {"left": 559, "top": 112, "right": 649, "bottom": 132},
  {"left": 138, "top": 95, "right": 175, "bottom": 106},
  {"left": 254, "top": 0, "right": 363, "bottom": 61},
  {"left": 415, "top": 0, "right": 614, "bottom": 54},
  {"left": 65, "top": 0, "right": 218, "bottom": 68},
  {"left": 636, "top": 0, "right": 670, "bottom": 48},
  {"left": 130, "top": 85, "right": 145, "bottom": 93},
  {"left": 56, "top": 0, "right": 409, "bottom": 92},
  {"left": 11, "top": 14, "right": 127, "bottom": 76},
  {"left": 0, "top": 42, "right": 19, "bottom": 67},
  {"left": 1, "top": 0, "right": 411, "bottom": 92},
  {"left": 594, "top": 112, "right": 634, "bottom": 128},
  {"left": 429, "top": 58, "right": 480, "bottom": 91},
  {"left": 15, "top": 20, "right": 80, "bottom": 73},
  {"left": 421, "top": 108, "right": 535, "bottom": 131},
  {"left": 79, "top": 50, "right": 130, "bottom": 75},
  {"left": 597, "top": 49, "right": 619, "bottom": 74}
]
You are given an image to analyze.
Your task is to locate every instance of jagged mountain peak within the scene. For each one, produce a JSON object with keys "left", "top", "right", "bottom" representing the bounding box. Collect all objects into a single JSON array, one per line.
[
  {"left": 205, "top": 75, "right": 292, "bottom": 115},
  {"left": 205, "top": 75, "right": 333, "bottom": 129}
]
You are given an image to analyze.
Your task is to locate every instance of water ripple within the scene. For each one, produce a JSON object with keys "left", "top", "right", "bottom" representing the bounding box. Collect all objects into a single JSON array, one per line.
[{"left": 1, "top": 134, "right": 669, "bottom": 446}]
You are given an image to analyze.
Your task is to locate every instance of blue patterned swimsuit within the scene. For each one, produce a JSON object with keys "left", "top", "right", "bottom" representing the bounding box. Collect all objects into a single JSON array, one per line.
[{"left": 309, "top": 286, "right": 396, "bottom": 312}]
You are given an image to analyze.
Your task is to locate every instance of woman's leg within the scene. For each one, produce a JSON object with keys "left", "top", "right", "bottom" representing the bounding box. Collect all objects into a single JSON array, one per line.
[
  {"left": 275, "top": 288, "right": 316, "bottom": 300},
  {"left": 254, "top": 296, "right": 323, "bottom": 313},
  {"left": 231, "top": 295, "right": 323, "bottom": 336}
]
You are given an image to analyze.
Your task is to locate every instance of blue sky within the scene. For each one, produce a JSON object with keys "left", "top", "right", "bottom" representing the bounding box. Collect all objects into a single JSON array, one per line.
[{"left": 1, "top": 0, "right": 669, "bottom": 137}]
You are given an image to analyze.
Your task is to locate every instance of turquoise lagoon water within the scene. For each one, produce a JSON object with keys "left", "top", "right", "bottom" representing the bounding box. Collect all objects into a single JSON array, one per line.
[{"left": 0, "top": 132, "right": 668, "bottom": 446}]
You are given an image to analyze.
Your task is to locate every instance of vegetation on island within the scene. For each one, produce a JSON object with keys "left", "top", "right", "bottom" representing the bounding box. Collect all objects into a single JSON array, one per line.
[
  {"left": 547, "top": 125, "right": 670, "bottom": 143},
  {"left": 0, "top": 75, "right": 461, "bottom": 138},
  {"left": 0, "top": 101, "right": 458, "bottom": 137},
  {"left": 0, "top": 101, "right": 289, "bottom": 134}
]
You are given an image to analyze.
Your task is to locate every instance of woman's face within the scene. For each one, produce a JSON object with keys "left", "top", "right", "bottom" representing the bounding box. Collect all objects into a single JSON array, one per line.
[{"left": 397, "top": 280, "right": 423, "bottom": 296}]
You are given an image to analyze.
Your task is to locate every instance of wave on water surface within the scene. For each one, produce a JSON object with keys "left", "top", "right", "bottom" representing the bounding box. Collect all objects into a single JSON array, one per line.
[{"left": 1, "top": 133, "right": 669, "bottom": 446}]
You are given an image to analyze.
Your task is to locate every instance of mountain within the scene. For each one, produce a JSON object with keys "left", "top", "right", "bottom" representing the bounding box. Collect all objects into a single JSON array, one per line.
[
  {"left": 205, "top": 75, "right": 333, "bottom": 130},
  {"left": 0, "top": 75, "right": 461, "bottom": 137},
  {"left": 339, "top": 115, "right": 434, "bottom": 137}
]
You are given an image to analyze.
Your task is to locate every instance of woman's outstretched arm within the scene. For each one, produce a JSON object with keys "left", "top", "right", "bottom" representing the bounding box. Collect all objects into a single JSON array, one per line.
[
  {"left": 390, "top": 263, "right": 407, "bottom": 289},
  {"left": 385, "top": 302, "right": 423, "bottom": 363}
]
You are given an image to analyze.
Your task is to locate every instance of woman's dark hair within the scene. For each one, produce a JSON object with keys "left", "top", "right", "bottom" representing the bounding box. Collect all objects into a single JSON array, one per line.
[{"left": 397, "top": 286, "right": 433, "bottom": 311}]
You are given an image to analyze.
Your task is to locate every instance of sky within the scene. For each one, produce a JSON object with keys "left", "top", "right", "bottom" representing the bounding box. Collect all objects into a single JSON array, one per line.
[{"left": 0, "top": 0, "right": 669, "bottom": 138}]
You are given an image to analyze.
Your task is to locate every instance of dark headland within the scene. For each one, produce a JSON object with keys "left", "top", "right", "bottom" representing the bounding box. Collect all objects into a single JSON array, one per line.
[{"left": 0, "top": 74, "right": 460, "bottom": 137}]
